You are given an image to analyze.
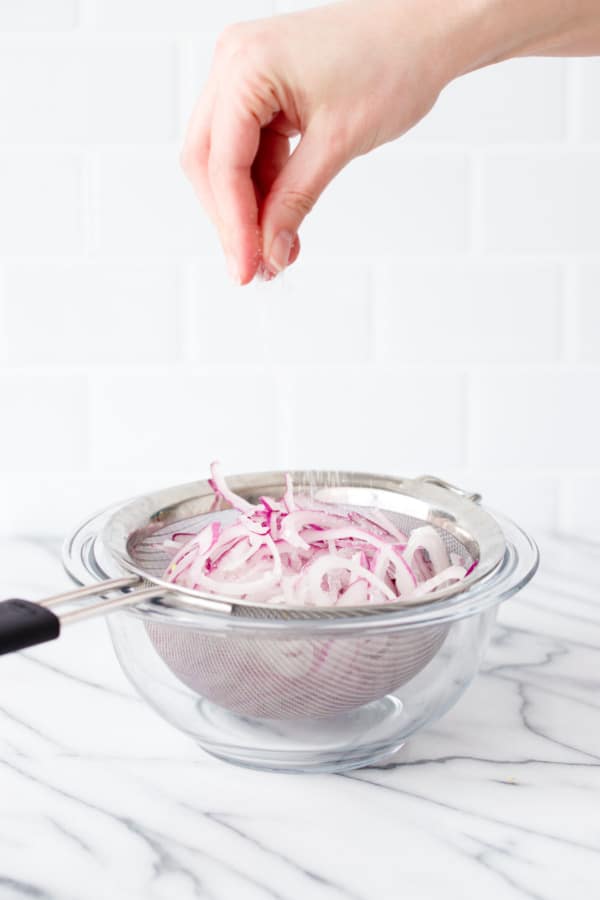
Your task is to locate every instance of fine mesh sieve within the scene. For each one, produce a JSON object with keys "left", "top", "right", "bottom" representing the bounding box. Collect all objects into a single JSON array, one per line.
[
  {"left": 1, "top": 472, "right": 506, "bottom": 719},
  {"left": 131, "top": 505, "right": 472, "bottom": 717}
]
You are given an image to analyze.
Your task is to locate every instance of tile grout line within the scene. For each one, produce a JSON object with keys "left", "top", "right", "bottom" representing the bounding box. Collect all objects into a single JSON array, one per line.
[
  {"left": 370, "top": 260, "right": 385, "bottom": 366},
  {"left": 467, "top": 149, "right": 484, "bottom": 258},
  {"left": 4, "top": 361, "right": 600, "bottom": 377},
  {"left": 556, "top": 476, "right": 570, "bottom": 533},
  {"left": 86, "top": 369, "right": 100, "bottom": 475},
  {"left": 564, "top": 59, "right": 580, "bottom": 146},
  {"left": 0, "top": 264, "right": 7, "bottom": 365},
  {"left": 180, "top": 260, "right": 197, "bottom": 366},
  {"left": 76, "top": 0, "right": 96, "bottom": 31},
  {"left": 560, "top": 262, "right": 579, "bottom": 364},
  {"left": 463, "top": 368, "right": 476, "bottom": 471},
  {"left": 84, "top": 148, "right": 102, "bottom": 259},
  {"left": 176, "top": 35, "right": 197, "bottom": 144},
  {"left": 81, "top": 152, "right": 95, "bottom": 260}
]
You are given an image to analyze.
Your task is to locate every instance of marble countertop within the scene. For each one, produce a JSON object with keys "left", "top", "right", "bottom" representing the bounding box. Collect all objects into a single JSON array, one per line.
[{"left": 0, "top": 534, "right": 599, "bottom": 900}]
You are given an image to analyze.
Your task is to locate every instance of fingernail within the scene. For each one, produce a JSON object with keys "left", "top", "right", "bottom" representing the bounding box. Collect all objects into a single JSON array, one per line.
[
  {"left": 268, "top": 230, "right": 294, "bottom": 274},
  {"left": 226, "top": 254, "right": 241, "bottom": 285},
  {"left": 255, "top": 263, "right": 275, "bottom": 281}
]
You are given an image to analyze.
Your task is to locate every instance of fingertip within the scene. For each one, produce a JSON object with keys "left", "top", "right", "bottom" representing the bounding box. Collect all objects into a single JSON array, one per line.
[
  {"left": 227, "top": 254, "right": 260, "bottom": 286},
  {"left": 288, "top": 234, "right": 301, "bottom": 266},
  {"left": 229, "top": 245, "right": 262, "bottom": 286},
  {"left": 226, "top": 254, "right": 242, "bottom": 286},
  {"left": 239, "top": 266, "right": 258, "bottom": 286}
]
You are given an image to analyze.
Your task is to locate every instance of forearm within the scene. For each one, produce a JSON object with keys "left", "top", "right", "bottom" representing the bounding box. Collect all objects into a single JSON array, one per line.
[{"left": 444, "top": 0, "right": 600, "bottom": 82}]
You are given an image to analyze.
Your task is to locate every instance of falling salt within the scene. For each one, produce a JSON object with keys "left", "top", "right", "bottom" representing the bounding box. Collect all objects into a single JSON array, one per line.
[{"left": 254, "top": 267, "right": 344, "bottom": 499}]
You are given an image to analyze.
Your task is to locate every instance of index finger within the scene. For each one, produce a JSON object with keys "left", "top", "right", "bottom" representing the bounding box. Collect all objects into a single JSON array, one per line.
[
  {"left": 208, "top": 90, "right": 274, "bottom": 285},
  {"left": 181, "top": 81, "right": 218, "bottom": 226}
]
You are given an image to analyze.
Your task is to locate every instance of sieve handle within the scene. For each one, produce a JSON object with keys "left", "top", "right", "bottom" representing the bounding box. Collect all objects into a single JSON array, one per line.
[
  {"left": 0, "top": 576, "right": 141, "bottom": 657},
  {"left": 0, "top": 599, "right": 60, "bottom": 655},
  {"left": 0, "top": 575, "right": 233, "bottom": 656},
  {"left": 0, "top": 575, "right": 233, "bottom": 657}
]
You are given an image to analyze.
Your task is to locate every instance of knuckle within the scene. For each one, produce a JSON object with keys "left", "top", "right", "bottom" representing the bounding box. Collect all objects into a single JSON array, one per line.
[
  {"left": 325, "top": 130, "right": 349, "bottom": 163},
  {"left": 180, "top": 144, "right": 205, "bottom": 181},
  {"left": 216, "top": 23, "right": 271, "bottom": 72},
  {"left": 321, "top": 119, "right": 354, "bottom": 164},
  {"left": 179, "top": 145, "right": 194, "bottom": 176},
  {"left": 216, "top": 23, "right": 245, "bottom": 53},
  {"left": 277, "top": 189, "right": 316, "bottom": 218}
]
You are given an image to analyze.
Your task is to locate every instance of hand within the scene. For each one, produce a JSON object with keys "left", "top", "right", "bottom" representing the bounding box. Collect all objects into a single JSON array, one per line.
[
  {"left": 181, "top": 0, "right": 600, "bottom": 284},
  {"left": 181, "top": 0, "right": 453, "bottom": 284}
]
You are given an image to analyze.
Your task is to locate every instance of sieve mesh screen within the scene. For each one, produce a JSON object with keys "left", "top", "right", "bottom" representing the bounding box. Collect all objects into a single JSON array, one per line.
[
  {"left": 91, "top": 472, "right": 506, "bottom": 720},
  {"left": 125, "top": 505, "right": 470, "bottom": 718}
]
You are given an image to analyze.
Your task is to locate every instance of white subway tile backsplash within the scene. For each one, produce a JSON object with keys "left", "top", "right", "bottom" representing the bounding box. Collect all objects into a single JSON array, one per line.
[
  {"left": 0, "top": 472, "right": 196, "bottom": 537},
  {"left": 303, "top": 145, "right": 470, "bottom": 256},
  {"left": 0, "top": 152, "right": 84, "bottom": 255},
  {"left": 378, "top": 262, "right": 562, "bottom": 364},
  {"left": 0, "top": 375, "right": 88, "bottom": 471},
  {"left": 562, "top": 476, "right": 600, "bottom": 538},
  {"left": 470, "top": 370, "right": 600, "bottom": 467},
  {"left": 190, "top": 261, "right": 372, "bottom": 365},
  {"left": 189, "top": 36, "right": 218, "bottom": 93},
  {"left": 90, "top": 371, "right": 281, "bottom": 472},
  {"left": 431, "top": 465, "right": 559, "bottom": 533},
  {"left": 0, "top": 42, "right": 178, "bottom": 143},
  {"left": 462, "top": 471, "right": 559, "bottom": 535},
  {"left": 0, "top": 0, "right": 77, "bottom": 30},
  {"left": 267, "top": 263, "right": 373, "bottom": 364},
  {"left": 275, "top": 1, "right": 332, "bottom": 10},
  {"left": 577, "top": 59, "right": 600, "bottom": 141},
  {"left": 409, "top": 58, "right": 566, "bottom": 144},
  {"left": 96, "top": 1, "right": 275, "bottom": 31},
  {"left": 95, "top": 150, "right": 218, "bottom": 257},
  {"left": 482, "top": 152, "right": 600, "bottom": 252},
  {"left": 0, "top": 3, "right": 595, "bottom": 538},
  {"left": 574, "top": 265, "right": 600, "bottom": 362},
  {"left": 2, "top": 264, "right": 184, "bottom": 365},
  {"left": 189, "top": 266, "right": 270, "bottom": 364},
  {"left": 286, "top": 367, "right": 466, "bottom": 472}
]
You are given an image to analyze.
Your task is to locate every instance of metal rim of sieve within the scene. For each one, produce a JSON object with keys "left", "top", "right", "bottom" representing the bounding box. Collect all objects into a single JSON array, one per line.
[{"left": 92, "top": 471, "right": 507, "bottom": 619}]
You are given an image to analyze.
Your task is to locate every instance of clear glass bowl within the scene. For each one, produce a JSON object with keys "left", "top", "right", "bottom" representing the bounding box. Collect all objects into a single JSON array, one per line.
[{"left": 64, "top": 506, "right": 538, "bottom": 774}]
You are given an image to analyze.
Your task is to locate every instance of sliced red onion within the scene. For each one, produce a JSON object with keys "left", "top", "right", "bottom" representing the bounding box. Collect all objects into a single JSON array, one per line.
[
  {"left": 164, "top": 464, "right": 470, "bottom": 608},
  {"left": 208, "top": 461, "right": 254, "bottom": 513},
  {"left": 349, "top": 509, "right": 408, "bottom": 543},
  {"left": 403, "top": 526, "right": 451, "bottom": 573},
  {"left": 412, "top": 565, "right": 467, "bottom": 597},
  {"left": 281, "top": 509, "right": 349, "bottom": 550},
  {"left": 340, "top": 579, "right": 369, "bottom": 606},
  {"left": 300, "top": 553, "right": 396, "bottom": 605}
]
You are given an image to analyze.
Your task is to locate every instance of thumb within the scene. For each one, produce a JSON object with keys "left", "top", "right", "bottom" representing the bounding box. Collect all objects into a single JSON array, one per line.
[{"left": 261, "top": 125, "right": 347, "bottom": 275}]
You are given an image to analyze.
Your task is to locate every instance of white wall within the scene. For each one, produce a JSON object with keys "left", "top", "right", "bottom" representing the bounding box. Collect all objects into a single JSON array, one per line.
[{"left": 0, "top": 0, "right": 598, "bottom": 540}]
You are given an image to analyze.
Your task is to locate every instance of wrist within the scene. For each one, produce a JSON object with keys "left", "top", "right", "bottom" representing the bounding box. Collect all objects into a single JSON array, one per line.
[
  {"left": 433, "top": 0, "right": 535, "bottom": 82},
  {"left": 371, "top": 0, "right": 522, "bottom": 94},
  {"left": 439, "top": 0, "right": 599, "bottom": 83}
]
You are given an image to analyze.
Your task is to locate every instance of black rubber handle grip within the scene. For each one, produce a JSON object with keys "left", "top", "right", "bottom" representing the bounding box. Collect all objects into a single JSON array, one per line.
[{"left": 0, "top": 600, "right": 60, "bottom": 655}]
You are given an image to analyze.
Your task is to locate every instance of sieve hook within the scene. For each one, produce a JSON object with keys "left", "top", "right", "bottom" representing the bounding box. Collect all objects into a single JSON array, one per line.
[{"left": 415, "top": 475, "right": 482, "bottom": 505}]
